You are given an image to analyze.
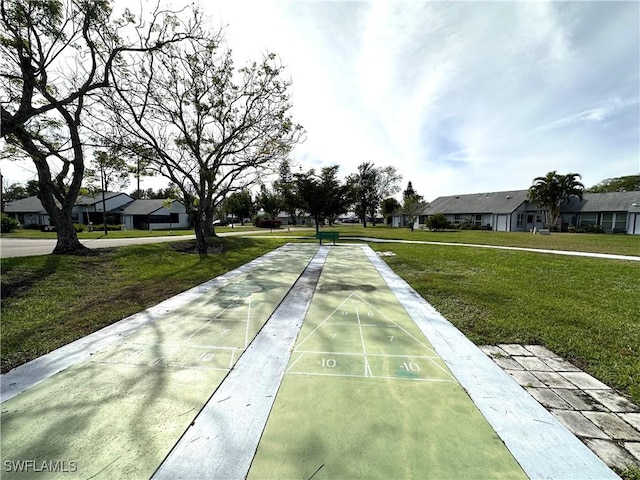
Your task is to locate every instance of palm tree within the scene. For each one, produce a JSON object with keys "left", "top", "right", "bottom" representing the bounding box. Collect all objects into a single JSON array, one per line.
[{"left": 528, "top": 171, "right": 584, "bottom": 229}]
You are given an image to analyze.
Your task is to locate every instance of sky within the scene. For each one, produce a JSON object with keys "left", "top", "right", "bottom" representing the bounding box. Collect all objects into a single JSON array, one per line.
[{"left": 2, "top": 0, "right": 639, "bottom": 202}]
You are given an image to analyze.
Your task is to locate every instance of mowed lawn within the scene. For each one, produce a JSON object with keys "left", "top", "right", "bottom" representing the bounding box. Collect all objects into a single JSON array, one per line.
[{"left": 1, "top": 230, "right": 639, "bottom": 405}]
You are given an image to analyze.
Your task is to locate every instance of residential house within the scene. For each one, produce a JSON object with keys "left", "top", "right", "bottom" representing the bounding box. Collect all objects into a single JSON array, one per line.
[
  {"left": 3, "top": 196, "right": 49, "bottom": 227},
  {"left": 75, "top": 192, "right": 134, "bottom": 225},
  {"left": 417, "top": 190, "right": 538, "bottom": 232},
  {"left": 4, "top": 193, "right": 191, "bottom": 230},
  {"left": 561, "top": 191, "right": 640, "bottom": 234},
  {"left": 122, "top": 199, "right": 189, "bottom": 230},
  {"left": 416, "top": 190, "right": 640, "bottom": 234}
]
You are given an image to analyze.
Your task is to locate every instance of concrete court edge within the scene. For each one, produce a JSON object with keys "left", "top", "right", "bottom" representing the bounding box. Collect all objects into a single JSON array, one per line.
[{"left": 361, "top": 244, "right": 619, "bottom": 480}]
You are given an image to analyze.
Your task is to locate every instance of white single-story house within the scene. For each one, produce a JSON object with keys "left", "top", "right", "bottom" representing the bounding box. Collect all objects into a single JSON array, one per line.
[
  {"left": 122, "top": 199, "right": 189, "bottom": 230},
  {"left": 3, "top": 196, "right": 50, "bottom": 226},
  {"left": 399, "top": 189, "right": 640, "bottom": 234},
  {"left": 275, "top": 211, "right": 310, "bottom": 226},
  {"left": 4, "top": 193, "right": 191, "bottom": 230},
  {"left": 74, "top": 192, "right": 134, "bottom": 225},
  {"left": 4, "top": 192, "right": 134, "bottom": 227}
]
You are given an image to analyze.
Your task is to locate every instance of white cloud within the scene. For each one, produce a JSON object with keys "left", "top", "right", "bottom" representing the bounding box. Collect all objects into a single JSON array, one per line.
[{"left": 3, "top": 0, "right": 638, "bottom": 201}]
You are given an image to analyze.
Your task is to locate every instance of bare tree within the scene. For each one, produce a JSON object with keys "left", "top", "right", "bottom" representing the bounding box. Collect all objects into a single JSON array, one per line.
[
  {"left": 0, "top": 0, "right": 199, "bottom": 254},
  {"left": 102, "top": 27, "right": 303, "bottom": 254}
]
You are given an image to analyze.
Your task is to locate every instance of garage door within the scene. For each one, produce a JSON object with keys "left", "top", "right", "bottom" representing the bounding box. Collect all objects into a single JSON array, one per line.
[
  {"left": 635, "top": 214, "right": 640, "bottom": 235},
  {"left": 496, "top": 215, "right": 508, "bottom": 232}
]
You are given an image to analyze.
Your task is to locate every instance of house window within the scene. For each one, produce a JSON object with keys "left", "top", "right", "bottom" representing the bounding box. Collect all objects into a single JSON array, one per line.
[
  {"left": 454, "top": 214, "right": 461, "bottom": 224},
  {"left": 580, "top": 213, "right": 597, "bottom": 226},
  {"left": 148, "top": 213, "right": 179, "bottom": 224},
  {"left": 475, "top": 214, "right": 482, "bottom": 226},
  {"left": 516, "top": 213, "right": 524, "bottom": 227},
  {"left": 614, "top": 212, "right": 627, "bottom": 231},
  {"left": 602, "top": 213, "right": 613, "bottom": 230}
]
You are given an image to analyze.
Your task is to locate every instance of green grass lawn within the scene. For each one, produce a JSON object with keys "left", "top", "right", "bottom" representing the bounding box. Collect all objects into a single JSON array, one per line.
[
  {"left": 262, "top": 224, "right": 640, "bottom": 256},
  {"left": 2, "top": 229, "right": 639, "bottom": 407}
]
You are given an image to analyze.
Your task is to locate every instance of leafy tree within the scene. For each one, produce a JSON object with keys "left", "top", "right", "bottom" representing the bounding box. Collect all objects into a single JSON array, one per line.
[
  {"left": 135, "top": 185, "right": 180, "bottom": 200},
  {"left": 256, "top": 185, "right": 283, "bottom": 221},
  {"left": 162, "top": 197, "right": 175, "bottom": 230},
  {"left": 528, "top": 171, "right": 584, "bottom": 229},
  {"left": 587, "top": 174, "right": 640, "bottom": 193},
  {"left": 2, "top": 179, "right": 39, "bottom": 203},
  {"left": 380, "top": 197, "right": 401, "bottom": 225},
  {"left": 349, "top": 162, "right": 401, "bottom": 227},
  {"left": 1, "top": 213, "right": 20, "bottom": 232},
  {"left": 0, "top": 0, "right": 198, "bottom": 254},
  {"left": 319, "top": 165, "right": 351, "bottom": 226},
  {"left": 403, "top": 181, "right": 418, "bottom": 198},
  {"left": 102, "top": 26, "right": 303, "bottom": 254},
  {"left": 223, "top": 189, "right": 254, "bottom": 226},
  {"left": 84, "top": 150, "right": 130, "bottom": 235},
  {"left": 295, "top": 166, "right": 350, "bottom": 233},
  {"left": 274, "top": 159, "right": 299, "bottom": 225},
  {"left": 402, "top": 182, "right": 426, "bottom": 231},
  {"left": 426, "top": 213, "right": 449, "bottom": 231}
]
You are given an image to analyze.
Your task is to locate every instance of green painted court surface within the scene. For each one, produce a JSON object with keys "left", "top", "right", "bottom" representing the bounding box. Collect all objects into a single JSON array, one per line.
[
  {"left": 0, "top": 246, "right": 318, "bottom": 479},
  {"left": 247, "top": 247, "right": 526, "bottom": 479},
  {"left": 2, "top": 244, "right": 528, "bottom": 479}
]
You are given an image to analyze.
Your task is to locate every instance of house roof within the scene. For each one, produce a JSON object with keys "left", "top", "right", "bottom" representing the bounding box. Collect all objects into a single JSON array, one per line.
[
  {"left": 423, "top": 189, "right": 640, "bottom": 216},
  {"left": 423, "top": 190, "right": 530, "bottom": 215},
  {"left": 4, "top": 196, "right": 47, "bottom": 214},
  {"left": 122, "top": 199, "right": 185, "bottom": 215},
  {"left": 75, "top": 192, "right": 129, "bottom": 206},
  {"left": 563, "top": 191, "right": 640, "bottom": 212}
]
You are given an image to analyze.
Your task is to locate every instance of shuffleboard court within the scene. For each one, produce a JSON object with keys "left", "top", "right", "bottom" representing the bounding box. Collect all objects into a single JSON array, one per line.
[
  {"left": 0, "top": 244, "right": 319, "bottom": 479},
  {"left": 248, "top": 245, "right": 527, "bottom": 479}
]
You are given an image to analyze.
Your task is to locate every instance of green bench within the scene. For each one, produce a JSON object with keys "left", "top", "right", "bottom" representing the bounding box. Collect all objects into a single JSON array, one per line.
[{"left": 315, "top": 231, "right": 339, "bottom": 245}]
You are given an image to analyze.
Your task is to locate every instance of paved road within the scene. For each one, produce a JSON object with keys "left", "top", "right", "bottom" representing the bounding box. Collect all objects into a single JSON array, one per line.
[{"left": 0, "top": 230, "right": 270, "bottom": 258}]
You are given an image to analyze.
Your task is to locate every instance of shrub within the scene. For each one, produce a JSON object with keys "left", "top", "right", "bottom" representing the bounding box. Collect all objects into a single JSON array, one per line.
[
  {"left": 426, "top": 213, "right": 450, "bottom": 231},
  {"left": 569, "top": 224, "right": 604, "bottom": 234},
  {"left": 252, "top": 214, "right": 281, "bottom": 229},
  {"left": 73, "top": 223, "right": 85, "bottom": 232},
  {"left": 0, "top": 214, "right": 20, "bottom": 233},
  {"left": 91, "top": 224, "right": 123, "bottom": 231}
]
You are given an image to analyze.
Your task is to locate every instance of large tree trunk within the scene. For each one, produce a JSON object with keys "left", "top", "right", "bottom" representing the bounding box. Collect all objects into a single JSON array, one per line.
[
  {"left": 193, "top": 204, "right": 217, "bottom": 255},
  {"left": 39, "top": 193, "right": 87, "bottom": 255},
  {"left": 34, "top": 154, "right": 88, "bottom": 256}
]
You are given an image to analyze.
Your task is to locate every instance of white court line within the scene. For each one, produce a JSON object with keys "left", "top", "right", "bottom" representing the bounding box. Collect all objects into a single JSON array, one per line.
[
  {"left": 356, "top": 307, "right": 373, "bottom": 377},
  {"left": 185, "top": 304, "right": 235, "bottom": 341},
  {"left": 113, "top": 342, "right": 245, "bottom": 352},
  {"left": 286, "top": 352, "right": 306, "bottom": 372},
  {"left": 228, "top": 348, "right": 237, "bottom": 369},
  {"left": 293, "top": 351, "right": 441, "bottom": 359},
  {"left": 324, "top": 322, "right": 399, "bottom": 328},
  {"left": 244, "top": 299, "right": 252, "bottom": 348},
  {"left": 286, "top": 371, "right": 456, "bottom": 382},
  {"left": 295, "top": 293, "right": 361, "bottom": 348}
]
